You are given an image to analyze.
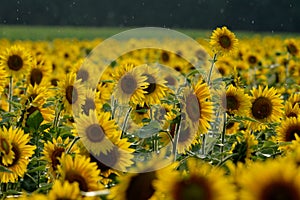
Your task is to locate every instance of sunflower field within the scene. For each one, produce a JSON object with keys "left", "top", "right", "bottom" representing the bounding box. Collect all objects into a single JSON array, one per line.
[{"left": 0, "top": 26, "right": 300, "bottom": 200}]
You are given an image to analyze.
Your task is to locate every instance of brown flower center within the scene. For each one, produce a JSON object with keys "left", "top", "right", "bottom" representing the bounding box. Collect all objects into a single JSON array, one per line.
[
  {"left": 82, "top": 98, "right": 96, "bottom": 115},
  {"left": 120, "top": 74, "right": 137, "bottom": 95},
  {"left": 226, "top": 95, "right": 240, "bottom": 111},
  {"left": 143, "top": 74, "right": 156, "bottom": 95},
  {"left": 7, "top": 144, "right": 21, "bottom": 167},
  {"left": 8, "top": 55, "right": 23, "bottom": 71},
  {"left": 174, "top": 175, "right": 213, "bottom": 200},
  {"left": 51, "top": 146, "right": 65, "bottom": 171},
  {"left": 66, "top": 85, "right": 78, "bottom": 104},
  {"left": 126, "top": 172, "right": 156, "bottom": 200},
  {"left": 285, "top": 124, "right": 300, "bottom": 141},
  {"left": 260, "top": 181, "right": 300, "bottom": 200},
  {"left": 165, "top": 75, "right": 176, "bottom": 86},
  {"left": 86, "top": 124, "right": 105, "bottom": 142},
  {"left": 219, "top": 35, "right": 231, "bottom": 49},
  {"left": 77, "top": 69, "right": 89, "bottom": 82},
  {"left": 30, "top": 68, "right": 43, "bottom": 85},
  {"left": 251, "top": 97, "right": 272, "bottom": 120},
  {"left": 287, "top": 44, "right": 298, "bottom": 56},
  {"left": 161, "top": 51, "right": 170, "bottom": 62},
  {"left": 51, "top": 78, "right": 59, "bottom": 86},
  {"left": 185, "top": 93, "right": 201, "bottom": 123},
  {"left": 65, "top": 171, "right": 89, "bottom": 192},
  {"left": 248, "top": 55, "right": 258, "bottom": 65}
]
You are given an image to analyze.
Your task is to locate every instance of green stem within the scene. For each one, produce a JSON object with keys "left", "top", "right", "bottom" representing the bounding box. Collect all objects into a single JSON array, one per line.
[
  {"left": 207, "top": 53, "right": 217, "bottom": 86},
  {"left": 121, "top": 107, "right": 132, "bottom": 139},
  {"left": 220, "top": 112, "right": 227, "bottom": 160},
  {"left": 201, "top": 134, "right": 206, "bottom": 157},
  {"left": 172, "top": 119, "right": 181, "bottom": 161},
  {"left": 8, "top": 76, "right": 13, "bottom": 112}
]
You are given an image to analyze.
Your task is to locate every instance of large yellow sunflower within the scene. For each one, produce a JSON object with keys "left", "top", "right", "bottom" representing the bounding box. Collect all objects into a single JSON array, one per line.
[
  {"left": 75, "top": 110, "right": 121, "bottom": 155},
  {"left": 48, "top": 180, "right": 81, "bottom": 200},
  {"left": 58, "top": 153, "right": 102, "bottom": 192},
  {"left": 247, "top": 86, "right": 284, "bottom": 131},
  {"left": 210, "top": 26, "right": 238, "bottom": 55},
  {"left": 58, "top": 72, "right": 85, "bottom": 115},
  {"left": 182, "top": 80, "right": 214, "bottom": 134},
  {"left": 221, "top": 85, "right": 251, "bottom": 116},
  {"left": 113, "top": 63, "right": 149, "bottom": 105},
  {"left": 0, "top": 127, "right": 36, "bottom": 183},
  {"left": 239, "top": 158, "right": 300, "bottom": 200},
  {"left": 0, "top": 45, "right": 33, "bottom": 78},
  {"left": 153, "top": 158, "right": 236, "bottom": 200}
]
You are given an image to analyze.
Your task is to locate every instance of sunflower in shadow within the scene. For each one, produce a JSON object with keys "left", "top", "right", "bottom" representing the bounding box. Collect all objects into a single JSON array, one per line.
[
  {"left": 0, "top": 127, "right": 36, "bottom": 183},
  {"left": 58, "top": 153, "right": 102, "bottom": 192},
  {"left": 246, "top": 86, "right": 283, "bottom": 131}
]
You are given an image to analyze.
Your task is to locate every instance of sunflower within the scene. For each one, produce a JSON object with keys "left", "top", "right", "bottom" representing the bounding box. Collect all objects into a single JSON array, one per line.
[
  {"left": 246, "top": 86, "right": 284, "bottom": 131},
  {"left": 221, "top": 85, "right": 251, "bottom": 116},
  {"left": 58, "top": 153, "right": 102, "bottom": 192},
  {"left": 75, "top": 110, "right": 121, "bottom": 155},
  {"left": 58, "top": 72, "right": 85, "bottom": 115},
  {"left": 97, "top": 82, "right": 112, "bottom": 106},
  {"left": 81, "top": 88, "right": 102, "bottom": 115},
  {"left": 175, "top": 121, "right": 199, "bottom": 154},
  {"left": 0, "top": 128, "right": 14, "bottom": 166},
  {"left": 20, "top": 84, "right": 51, "bottom": 107},
  {"left": 90, "top": 138, "right": 134, "bottom": 173},
  {"left": 48, "top": 180, "right": 81, "bottom": 200},
  {"left": 139, "top": 64, "right": 168, "bottom": 105},
  {"left": 230, "top": 130, "right": 258, "bottom": 164},
  {"left": 0, "top": 65, "right": 7, "bottom": 95},
  {"left": 288, "top": 93, "right": 300, "bottom": 108},
  {"left": 42, "top": 136, "right": 77, "bottom": 178},
  {"left": 112, "top": 64, "right": 148, "bottom": 105},
  {"left": 0, "top": 45, "right": 33, "bottom": 78},
  {"left": 23, "top": 104, "right": 55, "bottom": 126},
  {"left": 284, "top": 102, "right": 300, "bottom": 118},
  {"left": 285, "top": 38, "right": 299, "bottom": 56},
  {"left": 277, "top": 117, "right": 300, "bottom": 143},
  {"left": 0, "top": 127, "right": 36, "bottom": 183},
  {"left": 225, "top": 121, "right": 240, "bottom": 135},
  {"left": 181, "top": 80, "right": 214, "bottom": 134},
  {"left": 153, "top": 158, "right": 236, "bottom": 200},
  {"left": 108, "top": 157, "right": 176, "bottom": 200},
  {"left": 210, "top": 26, "right": 238, "bottom": 55},
  {"left": 27, "top": 55, "right": 52, "bottom": 86},
  {"left": 130, "top": 103, "right": 151, "bottom": 126},
  {"left": 239, "top": 158, "right": 300, "bottom": 200}
]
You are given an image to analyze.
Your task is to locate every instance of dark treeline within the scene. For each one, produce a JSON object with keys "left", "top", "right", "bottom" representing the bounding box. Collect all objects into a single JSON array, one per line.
[{"left": 0, "top": 0, "right": 299, "bottom": 32}]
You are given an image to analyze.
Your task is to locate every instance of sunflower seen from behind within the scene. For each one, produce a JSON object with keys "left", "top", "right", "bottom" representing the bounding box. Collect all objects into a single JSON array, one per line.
[{"left": 246, "top": 86, "right": 283, "bottom": 131}]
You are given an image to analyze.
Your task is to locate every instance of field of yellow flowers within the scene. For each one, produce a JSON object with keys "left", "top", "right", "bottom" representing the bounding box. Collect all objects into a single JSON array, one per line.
[{"left": 0, "top": 26, "right": 300, "bottom": 200}]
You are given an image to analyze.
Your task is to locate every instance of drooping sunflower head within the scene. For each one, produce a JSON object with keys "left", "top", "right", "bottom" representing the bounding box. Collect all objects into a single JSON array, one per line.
[
  {"left": 210, "top": 26, "right": 239, "bottom": 55},
  {"left": 0, "top": 45, "right": 33, "bottom": 79},
  {"left": 247, "top": 86, "right": 284, "bottom": 131}
]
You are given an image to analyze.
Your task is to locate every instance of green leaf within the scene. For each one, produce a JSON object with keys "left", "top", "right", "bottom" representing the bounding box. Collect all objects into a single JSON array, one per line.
[
  {"left": 134, "top": 121, "right": 161, "bottom": 138},
  {"left": 0, "top": 165, "right": 12, "bottom": 173},
  {"left": 26, "top": 110, "right": 44, "bottom": 131},
  {"left": 27, "top": 165, "right": 46, "bottom": 173},
  {"left": 102, "top": 103, "right": 111, "bottom": 112}
]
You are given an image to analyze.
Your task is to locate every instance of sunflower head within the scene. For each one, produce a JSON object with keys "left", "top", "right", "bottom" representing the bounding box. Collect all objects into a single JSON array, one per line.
[{"left": 210, "top": 26, "right": 238, "bottom": 55}]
